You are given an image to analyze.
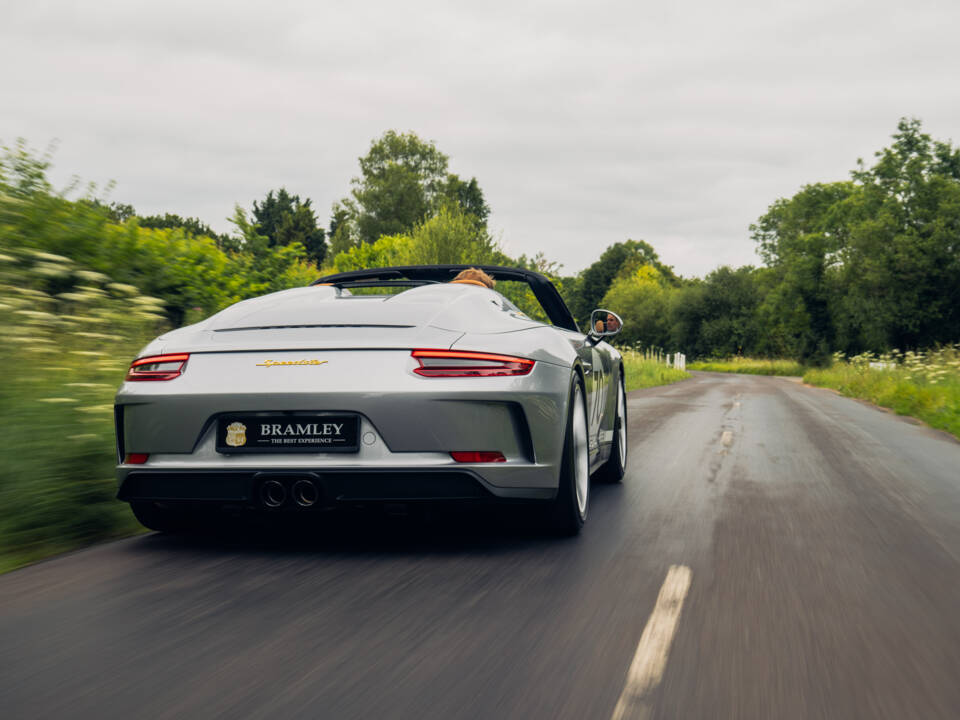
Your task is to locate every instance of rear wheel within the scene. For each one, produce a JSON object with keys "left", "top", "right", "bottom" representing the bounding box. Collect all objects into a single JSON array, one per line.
[
  {"left": 130, "top": 502, "right": 190, "bottom": 533},
  {"left": 596, "top": 371, "right": 627, "bottom": 483},
  {"left": 548, "top": 374, "right": 590, "bottom": 535}
]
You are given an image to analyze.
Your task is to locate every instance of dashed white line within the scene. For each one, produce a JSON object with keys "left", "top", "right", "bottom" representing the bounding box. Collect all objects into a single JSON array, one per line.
[
  {"left": 721, "top": 430, "right": 734, "bottom": 446},
  {"left": 611, "top": 565, "right": 693, "bottom": 720}
]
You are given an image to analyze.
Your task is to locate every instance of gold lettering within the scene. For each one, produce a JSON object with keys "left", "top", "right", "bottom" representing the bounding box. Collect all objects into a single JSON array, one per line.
[{"left": 256, "top": 359, "right": 329, "bottom": 367}]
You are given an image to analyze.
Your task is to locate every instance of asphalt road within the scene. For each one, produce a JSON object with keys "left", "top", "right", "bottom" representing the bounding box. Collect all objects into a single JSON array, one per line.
[{"left": 3, "top": 372, "right": 960, "bottom": 719}]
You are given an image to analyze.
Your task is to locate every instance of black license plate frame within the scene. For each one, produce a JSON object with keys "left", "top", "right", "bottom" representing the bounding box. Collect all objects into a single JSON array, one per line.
[{"left": 216, "top": 414, "right": 360, "bottom": 454}]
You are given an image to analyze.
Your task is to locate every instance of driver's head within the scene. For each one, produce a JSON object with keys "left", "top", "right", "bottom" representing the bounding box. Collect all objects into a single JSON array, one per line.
[{"left": 451, "top": 268, "right": 496, "bottom": 289}]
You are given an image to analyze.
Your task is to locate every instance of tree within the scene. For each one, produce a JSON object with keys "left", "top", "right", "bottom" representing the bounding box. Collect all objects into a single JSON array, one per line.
[
  {"left": 751, "top": 182, "right": 853, "bottom": 364},
  {"left": 403, "top": 205, "right": 498, "bottom": 266},
  {"left": 442, "top": 175, "right": 490, "bottom": 224},
  {"left": 752, "top": 117, "right": 960, "bottom": 357},
  {"left": 837, "top": 118, "right": 960, "bottom": 350},
  {"left": 228, "top": 205, "right": 270, "bottom": 255},
  {"left": 327, "top": 202, "right": 355, "bottom": 255},
  {"left": 570, "top": 240, "right": 678, "bottom": 326},
  {"left": 333, "top": 130, "right": 490, "bottom": 246},
  {"left": 330, "top": 204, "right": 500, "bottom": 272},
  {"left": 106, "top": 202, "right": 137, "bottom": 223},
  {"left": 599, "top": 264, "right": 672, "bottom": 349},
  {"left": 137, "top": 213, "right": 231, "bottom": 248},
  {"left": 252, "top": 188, "right": 326, "bottom": 266},
  {"left": 668, "top": 267, "right": 761, "bottom": 358}
]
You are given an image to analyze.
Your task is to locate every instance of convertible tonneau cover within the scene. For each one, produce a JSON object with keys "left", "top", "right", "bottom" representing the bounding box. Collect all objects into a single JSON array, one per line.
[{"left": 313, "top": 264, "right": 579, "bottom": 332}]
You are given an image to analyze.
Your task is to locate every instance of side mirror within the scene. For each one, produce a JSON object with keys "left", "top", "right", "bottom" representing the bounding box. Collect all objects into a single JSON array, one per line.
[{"left": 588, "top": 309, "right": 623, "bottom": 339}]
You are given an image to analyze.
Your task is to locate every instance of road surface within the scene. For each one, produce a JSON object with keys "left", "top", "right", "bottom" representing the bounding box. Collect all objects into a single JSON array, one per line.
[{"left": 2, "top": 372, "right": 960, "bottom": 719}]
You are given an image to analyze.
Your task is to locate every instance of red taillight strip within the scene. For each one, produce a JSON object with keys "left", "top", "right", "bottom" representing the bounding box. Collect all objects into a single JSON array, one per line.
[
  {"left": 125, "top": 353, "right": 190, "bottom": 381},
  {"left": 411, "top": 349, "right": 535, "bottom": 377},
  {"left": 451, "top": 451, "right": 506, "bottom": 463}
]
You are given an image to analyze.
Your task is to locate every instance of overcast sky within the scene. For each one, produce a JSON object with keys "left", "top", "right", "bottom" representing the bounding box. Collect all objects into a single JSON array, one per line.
[{"left": 2, "top": 0, "right": 958, "bottom": 277}]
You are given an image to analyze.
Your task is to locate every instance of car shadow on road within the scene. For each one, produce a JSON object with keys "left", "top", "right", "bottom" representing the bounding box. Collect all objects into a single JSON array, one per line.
[{"left": 124, "top": 483, "right": 623, "bottom": 560}]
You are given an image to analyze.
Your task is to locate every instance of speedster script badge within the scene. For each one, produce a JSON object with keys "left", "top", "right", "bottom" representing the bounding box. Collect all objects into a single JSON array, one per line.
[
  {"left": 255, "top": 359, "right": 329, "bottom": 367},
  {"left": 216, "top": 414, "right": 360, "bottom": 454}
]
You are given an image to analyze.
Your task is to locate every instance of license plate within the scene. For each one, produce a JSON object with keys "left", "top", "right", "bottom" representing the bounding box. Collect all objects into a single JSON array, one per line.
[{"left": 216, "top": 414, "right": 360, "bottom": 453}]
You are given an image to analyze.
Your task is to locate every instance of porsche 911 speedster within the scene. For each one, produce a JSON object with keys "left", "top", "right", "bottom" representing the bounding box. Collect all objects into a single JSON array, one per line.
[{"left": 114, "top": 265, "right": 627, "bottom": 535}]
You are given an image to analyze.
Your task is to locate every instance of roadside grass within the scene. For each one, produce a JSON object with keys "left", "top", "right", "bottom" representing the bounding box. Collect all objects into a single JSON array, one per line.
[
  {"left": 621, "top": 349, "right": 690, "bottom": 392},
  {"left": 0, "top": 249, "right": 162, "bottom": 573},
  {"left": 688, "top": 357, "right": 806, "bottom": 376},
  {"left": 804, "top": 348, "right": 960, "bottom": 440}
]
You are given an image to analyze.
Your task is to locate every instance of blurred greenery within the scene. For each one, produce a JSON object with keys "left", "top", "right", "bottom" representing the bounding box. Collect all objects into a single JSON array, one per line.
[
  {"left": 0, "top": 248, "right": 162, "bottom": 571},
  {"left": 688, "top": 358, "right": 806, "bottom": 376},
  {"left": 0, "top": 139, "right": 318, "bottom": 327},
  {"left": 621, "top": 349, "right": 690, "bottom": 392},
  {"left": 0, "top": 141, "right": 318, "bottom": 571}
]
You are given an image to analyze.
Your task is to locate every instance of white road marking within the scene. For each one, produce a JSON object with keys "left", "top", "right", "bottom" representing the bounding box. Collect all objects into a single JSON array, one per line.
[
  {"left": 721, "top": 430, "right": 733, "bottom": 446},
  {"left": 611, "top": 565, "right": 692, "bottom": 720}
]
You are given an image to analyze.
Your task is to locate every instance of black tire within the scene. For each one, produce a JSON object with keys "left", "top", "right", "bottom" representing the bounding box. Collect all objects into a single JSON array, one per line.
[
  {"left": 130, "top": 501, "right": 190, "bottom": 533},
  {"left": 548, "top": 373, "right": 589, "bottom": 536},
  {"left": 596, "top": 370, "right": 627, "bottom": 483}
]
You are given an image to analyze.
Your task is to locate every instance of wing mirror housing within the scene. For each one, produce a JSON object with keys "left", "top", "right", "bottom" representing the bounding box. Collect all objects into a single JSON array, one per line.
[{"left": 588, "top": 309, "right": 623, "bottom": 340}]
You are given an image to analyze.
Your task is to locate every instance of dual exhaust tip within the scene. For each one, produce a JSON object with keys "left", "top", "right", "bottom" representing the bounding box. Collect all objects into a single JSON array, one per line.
[{"left": 260, "top": 479, "right": 320, "bottom": 509}]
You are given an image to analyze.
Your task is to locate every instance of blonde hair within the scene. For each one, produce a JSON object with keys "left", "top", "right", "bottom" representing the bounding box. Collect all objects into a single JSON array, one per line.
[{"left": 451, "top": 267, "right": 496, "bottom": 289}]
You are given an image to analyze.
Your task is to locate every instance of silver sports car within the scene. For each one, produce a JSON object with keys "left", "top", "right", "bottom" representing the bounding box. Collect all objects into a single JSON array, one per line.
[{"left": 114, "top": 265, "right": 627, "bottom": 535}]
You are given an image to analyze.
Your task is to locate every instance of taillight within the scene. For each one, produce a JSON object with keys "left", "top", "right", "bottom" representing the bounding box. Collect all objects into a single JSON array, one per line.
[
  {"left": 451, "top": 451, "right": 506, "bottom": 463},
  {"left": 124, "top": 453, "right": 149, "bottom": 464},
  {"left": 411, "top": 349, "right": 534, "bottom": 377},
  {"left": 125, "top": 353, "right": 189, "bottom": 381}
]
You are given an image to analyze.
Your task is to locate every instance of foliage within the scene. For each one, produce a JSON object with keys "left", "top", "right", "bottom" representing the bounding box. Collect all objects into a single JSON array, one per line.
[
  {"left": 443, "top": 176, "right": 489, "bottom": 224},
  {"left": 330, "top": 130, "right": 490, "bottom": 248},
  {"left": 0, "top": 249, "right": 162, "bottom": 571},
  {"left": 328, "top": 205, "right": 561, "bottom": 321},
  {"left": 330, "top": 204, "right": 500, "bottom": 270},
  {"left": 252, "top": 188, "right": 327, "bottom": 266},
  {"left": 836, "top": 119, "right": 960, "bottom": 351},
  {"left": 136, "top": 213, "right": 232, "bottom": 248},
  {"left": 752, "top": 118, "right": 960, "bottom": 361},
  {"left": 750, "top": 180, "right": 856, "bottom": 364},
  {"left": 592, "top": 118, "right": 960, "bottom": 363},
  {"left": 600, "top": 264, "right": 671, "bottom": 349},
  {"left": 0, "top": 144, "right": 316, "bottom": 326},
  {"left": 668, "top": 266, "right": 763, "bottom": 358},
  {"left": 621, "top": 349, "right": 690, "bottom": 391},
  {"left": 80, "top": 200, "right": 233, "bottom": 249},
  {"left": 804, "top": 347, "right": 960, "bottom": 439},
  {"left": 688, "top": 358, "right": 806, "bottom": 376},
  {"left": 567, "top": 240, "right": 678, "bottom": 326}
]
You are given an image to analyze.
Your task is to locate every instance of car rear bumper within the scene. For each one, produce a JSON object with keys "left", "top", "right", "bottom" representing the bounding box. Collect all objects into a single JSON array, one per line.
[{"left": 117, "top": 468, "right": 555, "bottom": 506}]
